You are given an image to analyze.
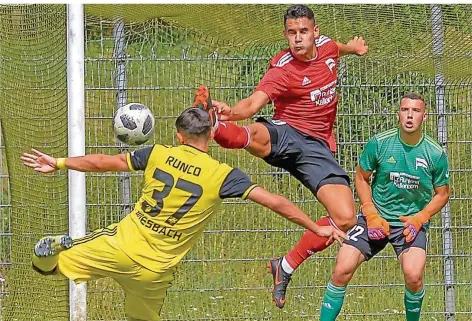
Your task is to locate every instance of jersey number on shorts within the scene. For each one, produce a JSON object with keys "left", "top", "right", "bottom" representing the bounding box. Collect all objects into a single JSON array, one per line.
[
  {"left": 141, "top": 168, "right": 203, "bottom": 226},
  {"left": 347, "top": 225, "right": 365, "bottom": 242}
]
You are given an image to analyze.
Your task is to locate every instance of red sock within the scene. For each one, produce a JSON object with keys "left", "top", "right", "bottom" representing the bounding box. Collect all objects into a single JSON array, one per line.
[
  {"left": 214, "top": 122, "right": 250, "bottom": 149},
  {"left": 285, "top": 216, "right": 333, "bottom": 270}
]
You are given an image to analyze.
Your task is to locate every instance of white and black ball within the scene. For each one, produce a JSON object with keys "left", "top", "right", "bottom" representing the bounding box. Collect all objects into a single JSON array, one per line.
[{"left": 113, "top": 103, "right": 155, "bottom": 145}]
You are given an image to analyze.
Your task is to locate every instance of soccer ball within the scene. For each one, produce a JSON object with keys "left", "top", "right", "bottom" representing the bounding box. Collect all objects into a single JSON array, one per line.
[{"left": 113, "top": 103, "right": 155, "bottom": 145}]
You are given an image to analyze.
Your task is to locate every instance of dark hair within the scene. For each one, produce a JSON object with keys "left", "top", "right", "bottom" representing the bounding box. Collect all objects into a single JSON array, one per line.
[
  {"left": 402, "top": 92, "right": 426, "bottom": 107},
  {"left": 284, "top": 4, "right": 315, "bottom": 26},
  {"left": 175, "top": 108, "right": 211, "bottom": 140}
]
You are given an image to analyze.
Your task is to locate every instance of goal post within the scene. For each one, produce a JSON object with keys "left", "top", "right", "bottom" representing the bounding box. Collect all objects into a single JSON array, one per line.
[
  {"left": 66, "top": 4, "right": 87, "bottom": 321},
  {"left": 0, "top": 4, "right": 471, "bottom": 321}
]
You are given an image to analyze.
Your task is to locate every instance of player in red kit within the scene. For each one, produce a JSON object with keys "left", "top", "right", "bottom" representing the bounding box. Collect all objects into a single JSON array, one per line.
[{"left": 193, "top": 4, "right": 368, "bottom": 308}]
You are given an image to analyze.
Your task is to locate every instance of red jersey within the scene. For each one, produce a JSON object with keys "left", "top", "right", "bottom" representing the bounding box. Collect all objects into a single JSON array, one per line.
[{"left": 255, "top": 35, "right": 339, "bottom": 152}]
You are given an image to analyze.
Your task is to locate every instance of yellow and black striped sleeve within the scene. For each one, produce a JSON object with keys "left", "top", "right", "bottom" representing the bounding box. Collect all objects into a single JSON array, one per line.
[
  {"left": 126, "top": 146, "right": 155, "bottom": 171},
  {"left": 219, "top": 168, "right": 257, "bottom": 200}
]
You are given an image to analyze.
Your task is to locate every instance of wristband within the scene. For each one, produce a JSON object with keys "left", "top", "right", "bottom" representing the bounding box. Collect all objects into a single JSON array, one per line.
[{"left": 56, "top": 158, "right": 67, "bottom": 170}]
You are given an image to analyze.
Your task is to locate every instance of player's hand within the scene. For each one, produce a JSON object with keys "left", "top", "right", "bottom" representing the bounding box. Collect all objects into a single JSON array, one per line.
[
  {"left": 213, "top": 100, "right": 232, "bottom": 121},
  {"left": 365, "top": 215, "right": 390, "bottom": 240},
  {"left": 362, "top": 202, "right": 390, "bottom": 240},
  {"left": 314, "top": 225, "right": 348, "bottom": 246},
  {"left": 400, "top": 210, "right": 431, "bottom": 242},
  {"left": 348, "top": 36, "right": 368, "bottom": 56},
  {"left": 20, "top": 149, "right": 58, "bottom": 173}
]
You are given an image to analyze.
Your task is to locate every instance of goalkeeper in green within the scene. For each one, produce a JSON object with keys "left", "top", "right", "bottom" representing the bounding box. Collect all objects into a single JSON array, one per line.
[{"left": 319, "top": 92, "right": 450, "bottom": 321}]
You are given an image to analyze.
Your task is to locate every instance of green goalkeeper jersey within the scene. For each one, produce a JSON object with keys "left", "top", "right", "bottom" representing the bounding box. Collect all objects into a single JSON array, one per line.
[{"left": 359, "top": 128, "right": 449, "bottom": 226}]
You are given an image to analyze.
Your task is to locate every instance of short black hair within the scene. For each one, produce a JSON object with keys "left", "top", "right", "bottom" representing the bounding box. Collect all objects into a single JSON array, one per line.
[
  {"left": 402, "top": 92, "right": 426, "bottom": 108},
  {"left": 284, "top": 4, "right": 315, "bottom": 26},
  {"left": 175, "top": 108, "right": 211, "bottom": 140}
]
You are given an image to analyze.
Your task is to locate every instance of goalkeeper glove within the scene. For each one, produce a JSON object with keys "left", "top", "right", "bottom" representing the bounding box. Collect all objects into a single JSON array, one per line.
[
  {"left": 399, "top": 210, "right": 431, "bottom": 242},
  {"left": 361, "top": 202, "right": 390, "bottom": 240}
]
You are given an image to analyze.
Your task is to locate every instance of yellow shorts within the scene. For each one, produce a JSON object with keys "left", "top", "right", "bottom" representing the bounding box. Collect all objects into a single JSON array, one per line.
[{"left": 57, "top": 224, "right": 174, "bottom": 321}]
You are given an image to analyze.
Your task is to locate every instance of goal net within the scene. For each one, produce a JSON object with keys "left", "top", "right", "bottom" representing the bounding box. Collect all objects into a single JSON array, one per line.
[{"left": 0, "top": 4, "right": 471, "bottom": 321}]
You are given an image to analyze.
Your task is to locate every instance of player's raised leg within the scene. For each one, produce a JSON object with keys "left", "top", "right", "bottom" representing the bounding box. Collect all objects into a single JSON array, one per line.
[
  {"left": 193, "top": 85, "right": 356, "bottom": 307},
  {"left": 193, "top": 85, "right": 272, "bottom": 158},
  {"left": 32, "top": 235, "right": 73, "bottom": 274},
  {"left": 400, "top": 247, "right": 426, "bottom": 321},
  {"left": 319, "top": 244, "right": 365, "bottom": 321}
]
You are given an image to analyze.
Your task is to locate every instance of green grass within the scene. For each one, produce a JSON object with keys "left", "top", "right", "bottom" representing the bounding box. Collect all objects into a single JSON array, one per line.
[{"left": 1, "top": 4, "right": 472, "bottom": 321}]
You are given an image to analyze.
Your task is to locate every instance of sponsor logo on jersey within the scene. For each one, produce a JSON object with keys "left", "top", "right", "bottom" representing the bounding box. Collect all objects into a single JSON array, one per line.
[
  {"left": 387, "top": 156, "right": 396, "bottom": 164},
  {"left": 309, "top": 79, "right": 337, "bottom": 106},
  {"left": 302, "top": 76, "right": 311, "bottom": 86},
  {"left": 415, "top": 157, "right": 428, "bottom": 170},
  {"left": 390, "top": 172, "right": 420, "bottom": 190},
  {"left": 325, "top": 58, "right": 336, "bottom": 73},
  {"left": 310, "top": 88, "right": 336, "bottom": 106}
]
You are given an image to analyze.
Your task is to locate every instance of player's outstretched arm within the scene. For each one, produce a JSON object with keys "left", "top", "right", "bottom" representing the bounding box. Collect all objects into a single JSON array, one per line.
[
  {"left": 336, "top": 36, "right": 368, "bottom": 57},
  {"left": 21, "top": 148, "right": 130, "bottom": 173},
  {"left": 214, "top": 91, "right": 270, "bottom": 122},
  {"left": 246, "top": 186, "right": 347, "bottom": 245}
]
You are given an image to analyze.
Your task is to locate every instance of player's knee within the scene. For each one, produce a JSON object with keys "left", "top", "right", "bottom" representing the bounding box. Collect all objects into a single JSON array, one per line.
[
  {"left": 404, "top": 271, "right": 424, "bottom": 292},
  {"left": 245, "top": 124, "right": 271, "bottom": 157},
  {"left": 333, "top": 216, "right": 357, "bottom": 232},
  {"left": 331, "top": 264, "right": 355, "bottom": 286}
]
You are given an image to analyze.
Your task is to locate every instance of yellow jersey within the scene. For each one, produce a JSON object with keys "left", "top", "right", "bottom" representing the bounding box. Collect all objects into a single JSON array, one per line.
[{"left": 116, "top": 144, "right": 257, "bottom": 273}]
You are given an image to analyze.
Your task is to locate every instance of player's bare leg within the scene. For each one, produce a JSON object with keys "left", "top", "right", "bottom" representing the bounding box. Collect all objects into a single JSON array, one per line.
[
  {"left": 319, "top": 244, "right": 365, "bottom": 321},
  {"left": 210, "top": 116, "right": 271, "bottom": 158},
  {"left": 32, "top": 235, "right": 73, "bottom": 273},
  {"left": 400, "top": 247, "right": 426, "bottom": 321},
  {"left": 317, "top": 184, "right": 357, "bottom": 232},
  {"left": 243, "top": 123, "right": 271, "bottom": 158}
]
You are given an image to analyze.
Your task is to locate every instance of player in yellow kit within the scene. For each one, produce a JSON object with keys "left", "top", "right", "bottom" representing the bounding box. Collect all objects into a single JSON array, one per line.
[{"left": 21, "top": 108, "right": 346, "bottom": 321}]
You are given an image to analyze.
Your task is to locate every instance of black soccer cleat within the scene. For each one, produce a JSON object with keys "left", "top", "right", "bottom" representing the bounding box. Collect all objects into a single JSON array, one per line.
[
  {"left": 267, "top": 257, "right": 292, "bottom": 309},
  {"left": 193, "top": 85, "right": 217, "bottom": 128},
  {"left": 34, "top": 235, "right": 73, "bottom": 257}
]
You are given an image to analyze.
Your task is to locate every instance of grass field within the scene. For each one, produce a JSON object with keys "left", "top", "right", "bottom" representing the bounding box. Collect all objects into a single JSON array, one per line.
[{"left": 1, "top": 4, "right": 471, "bottom": 321}]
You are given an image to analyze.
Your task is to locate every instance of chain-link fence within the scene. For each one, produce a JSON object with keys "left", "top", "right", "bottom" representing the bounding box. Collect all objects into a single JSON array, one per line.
[{"left": 0, "top": 4, "right": 471, "bottom": 321}]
